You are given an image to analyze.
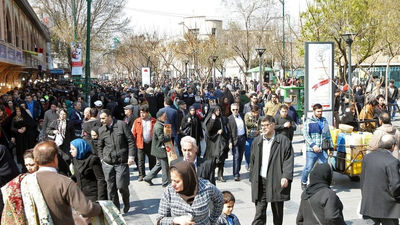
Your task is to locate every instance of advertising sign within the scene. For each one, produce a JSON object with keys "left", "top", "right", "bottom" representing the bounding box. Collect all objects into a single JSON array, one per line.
[
  {"left": 305, "top": 42, "right": 334, "bottom": 125},
  {"left": 142, "top": 67, "right": 151, "bottom": 86},
  {"left": 71, "top": 42, "right": 83, "bottom": 76}
]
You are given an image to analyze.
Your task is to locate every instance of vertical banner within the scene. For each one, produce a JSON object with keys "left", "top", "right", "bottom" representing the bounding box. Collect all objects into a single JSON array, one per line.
[
  {"left": 305, "top": 42, "right": 334, "bottom": 125},
  {"left": 142, "top": 67, "right": 151, "bottom": 86},
  {"left": 71, "top": 42, "right": 83, "bottom": 76}
]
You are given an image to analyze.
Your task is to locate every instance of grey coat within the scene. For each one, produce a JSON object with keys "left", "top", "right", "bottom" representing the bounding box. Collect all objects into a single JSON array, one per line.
[
  {"left": 360, "top": 149, "right": 400, "bottom": 219},
  {"left": 249, "top": 133, "right": 294, "bottom": 203}
]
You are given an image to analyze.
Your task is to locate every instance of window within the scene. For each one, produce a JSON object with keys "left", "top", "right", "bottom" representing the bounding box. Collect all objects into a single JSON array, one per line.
[{"left": 211, "top": 28, "right": 216, "bottom": 36}]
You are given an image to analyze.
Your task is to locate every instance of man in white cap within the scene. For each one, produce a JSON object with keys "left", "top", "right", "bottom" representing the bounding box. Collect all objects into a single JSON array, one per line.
[{"left": 282, "top": 97, "right": 299, "bottom": 124}]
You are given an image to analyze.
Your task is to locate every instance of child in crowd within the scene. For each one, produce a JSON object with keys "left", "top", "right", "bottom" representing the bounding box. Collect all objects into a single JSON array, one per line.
[{"left": 216, "top": 191, "right": 241, "bottom": 225}]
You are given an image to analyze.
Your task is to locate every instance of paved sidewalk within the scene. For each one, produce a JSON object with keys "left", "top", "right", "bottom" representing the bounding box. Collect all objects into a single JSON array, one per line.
[{"left": 121, "top": 131, "right": 373, "bottom": 225}]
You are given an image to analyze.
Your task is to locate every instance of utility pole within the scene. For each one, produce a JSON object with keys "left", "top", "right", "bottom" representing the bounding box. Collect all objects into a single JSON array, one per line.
[
  {"left": 279, "top": 0, "right": 285, "bottom": 79},
  {"left": 73, "top": 0, "right": 77, "bottom": 41},
  {"left": 84, "top": 0, "right": 92, "bottom": 103}
]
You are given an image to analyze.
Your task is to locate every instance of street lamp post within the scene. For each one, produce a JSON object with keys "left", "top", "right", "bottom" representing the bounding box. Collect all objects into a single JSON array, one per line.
[
  {"left": 341, "top": 33, "right": 355, "bottom": 102},
  {"left": 256, "top": 48, "right": 266, "bottom": 94},
  {"left": 84, "top": 0, "right": 92, "bottom": 103},
  {"left": 211, "top": 56, "right": 218, "bottom": 88},
  {"left": 279, "top": 0, "right": 285, "bottom": 79}
]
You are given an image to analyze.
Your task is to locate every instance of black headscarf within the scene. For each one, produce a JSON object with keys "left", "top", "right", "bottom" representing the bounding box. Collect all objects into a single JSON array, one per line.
[
  {"left": 0, "top": 145, "right": 20, "bottom": 187},
  {"left": 203, "top": 105, "right": 221, "bottom": 138},
  {"left": 301, "top": 163, "right": 332, "bottom": 200},
  {"left": 170, "top": 160, "right": 198, "bottom": 205}
]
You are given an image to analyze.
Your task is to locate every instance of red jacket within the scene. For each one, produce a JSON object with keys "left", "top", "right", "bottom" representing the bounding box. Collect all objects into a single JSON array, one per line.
[{"left": 132, "top": 117, "right": 156, "bottom": 149}]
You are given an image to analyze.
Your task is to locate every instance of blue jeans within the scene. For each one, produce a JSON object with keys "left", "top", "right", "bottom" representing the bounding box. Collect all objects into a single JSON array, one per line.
[
  {"left": 389, "top": 100, "right": 398, "bottom": 118},
  {"left": 301, "top": 150, "right": 328, "bottom": 183},
  {"left": 245, "top": 138, "right": 254, "bottom": 167},
  {"left": 232, "top": 135, "right": 247, "bottom": 177}
]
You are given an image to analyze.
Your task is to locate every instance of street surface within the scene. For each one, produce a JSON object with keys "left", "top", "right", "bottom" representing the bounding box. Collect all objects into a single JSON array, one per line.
[{"left": 122, "top": 120, "right": 400, "bottom": 224}]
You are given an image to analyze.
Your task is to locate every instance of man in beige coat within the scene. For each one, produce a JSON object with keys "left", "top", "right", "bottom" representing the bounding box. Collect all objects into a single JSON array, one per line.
[{"left": 368, "top": 112, "right": 400, "bottom": 159}]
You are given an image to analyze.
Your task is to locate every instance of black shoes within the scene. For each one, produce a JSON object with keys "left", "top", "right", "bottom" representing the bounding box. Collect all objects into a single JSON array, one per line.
[
  {"left": 123, "top": 204, "right": 130, "bottom": 214},
  {"left": 301, "top": 182, "right": 307, "bottom": 191},
  {"left": 144, "top": 179, "right": 153, "bottom": 186}
]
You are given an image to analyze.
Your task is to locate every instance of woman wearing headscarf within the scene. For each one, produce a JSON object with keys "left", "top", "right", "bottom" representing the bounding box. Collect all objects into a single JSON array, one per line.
[
  {"left": 70, "top": 138, "right": 107, "bottom": 202},
  {"left": 10, "top": 106, "right": 37, "bottom": 165},
  {"left": 180, "top": 106, "right": 203, "bottom": 152},
  {"left": 296, "top": 163, "right": 346, "bottom": 225},
  {"left": 204, "top": 105, "right": 230, "bottom": 182},
  {"left": 157, "top": 161, "right": 223, "bottom": 225}
]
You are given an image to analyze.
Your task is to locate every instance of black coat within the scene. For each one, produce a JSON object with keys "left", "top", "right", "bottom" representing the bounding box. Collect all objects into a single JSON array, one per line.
[
  {"left": 98, "top": 119, "right": 136, "bottom": 165},
  {"left": 227, "top": 114, "right": 246, "bottom": 146},
  {"left": 360, "top": 149, "right": 400, "bottom": 219},
  {"left": 180, "top": 113, "right": 203, "bottom": 146},
  {"left": 249, "top": 134, "right": 294, "bottom": 203},
  {"left": 197, "top": 158, "right": 215, "bottom": 185},
  {"left": 296, "top": 188, "right": 346, "bottom": 225},
  {"left": 204, "top": 116, "right": 230, "bottom": 162},
  {"left": 274, "top": 114, "right": 297, "bottom": 141},
  {"left": 72, "top": 154, "right": 107, "bottom": 202}
]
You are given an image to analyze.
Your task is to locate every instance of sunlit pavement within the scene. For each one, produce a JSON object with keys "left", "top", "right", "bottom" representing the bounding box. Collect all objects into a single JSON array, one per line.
[{"left": 122, "top": 117, "right": 400, "bottom": 224}]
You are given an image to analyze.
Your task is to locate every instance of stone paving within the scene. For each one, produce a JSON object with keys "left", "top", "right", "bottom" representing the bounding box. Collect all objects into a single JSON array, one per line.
[{"left": 122, "top": 119, "right": 400, "bottom": 224}]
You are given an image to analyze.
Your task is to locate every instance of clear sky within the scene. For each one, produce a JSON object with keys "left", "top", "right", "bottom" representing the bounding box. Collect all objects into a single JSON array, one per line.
[{"left": 124, "top": 0, "right": 308, "bottom": 36}]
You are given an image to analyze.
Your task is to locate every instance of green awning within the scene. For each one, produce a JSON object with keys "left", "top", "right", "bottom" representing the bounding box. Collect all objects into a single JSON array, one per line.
[{"left": 246, "top": 66, "right": 279, "bottom": 73}]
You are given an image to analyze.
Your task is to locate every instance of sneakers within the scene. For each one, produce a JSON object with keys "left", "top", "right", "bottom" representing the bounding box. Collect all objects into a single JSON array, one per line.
[
  {"left": 234, "top": 176, "right": 240, "bottom": 182},
  {"left": 301, "top": 182, "right": 307, "bottom": 191},
  {"left": 138, "top": 176, "right": 144, "bottom": 182}
]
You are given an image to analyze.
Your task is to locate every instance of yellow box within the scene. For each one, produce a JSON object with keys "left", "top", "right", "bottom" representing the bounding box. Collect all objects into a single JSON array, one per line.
[{"left": 345, "top": 152, "right": 363, "bottom": 176}]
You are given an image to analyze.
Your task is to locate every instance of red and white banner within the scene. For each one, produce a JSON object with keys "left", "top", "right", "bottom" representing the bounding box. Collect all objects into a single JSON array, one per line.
[{"left": 71, "top": 42, "right": 83, "bottom": 76}]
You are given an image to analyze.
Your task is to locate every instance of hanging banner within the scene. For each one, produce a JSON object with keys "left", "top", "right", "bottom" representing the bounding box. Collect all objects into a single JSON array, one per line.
[
  {"left": 71, "top": 42, "right": 83, "bottom": 76},
  {"left": 142, "top": 67, "right": 151, "bottom": 86},
  {"left": 305, "top": 42, "right": 334, "bottom": 125}
]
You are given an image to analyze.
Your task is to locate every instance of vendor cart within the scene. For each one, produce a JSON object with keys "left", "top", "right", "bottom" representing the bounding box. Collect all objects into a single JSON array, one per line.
[{"left": 329, "top": 128, "right": 372, "bottom": 181}]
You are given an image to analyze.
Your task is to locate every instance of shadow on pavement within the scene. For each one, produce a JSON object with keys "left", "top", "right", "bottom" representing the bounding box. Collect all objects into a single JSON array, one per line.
[
  {"left": 126, "top": 198, "right": 160, "bottom": 216},
  {"left": 331, "top": 171, "right": 360, "bottom": 193}
]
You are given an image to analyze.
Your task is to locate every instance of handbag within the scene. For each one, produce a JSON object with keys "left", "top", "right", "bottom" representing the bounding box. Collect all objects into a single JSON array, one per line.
[
  {"left": 308, "top": 199, "right": 323, "bottom": 225},
  {"left": 321, "top": 138, "right": 331, "bottom": 151},
  {"left": 55, "top": 133, "right": 64, "bottom": 146}
]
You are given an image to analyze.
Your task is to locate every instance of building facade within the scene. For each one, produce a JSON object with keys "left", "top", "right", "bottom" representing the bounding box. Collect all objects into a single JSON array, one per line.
[{"left": 0, "top": 0, "right": 50, "bottom": 92}]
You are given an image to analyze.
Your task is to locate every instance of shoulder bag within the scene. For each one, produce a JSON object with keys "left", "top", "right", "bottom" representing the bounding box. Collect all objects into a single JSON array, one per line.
[{"left": 308, "top": 199, "right": 323, "bottom": 225}]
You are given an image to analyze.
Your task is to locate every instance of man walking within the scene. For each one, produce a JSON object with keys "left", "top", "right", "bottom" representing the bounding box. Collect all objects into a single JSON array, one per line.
[
  {"left": 301, "top": 103, "right": 332, "bottom": 190},
  {"left": 274, "top": 105, "right": 297, "bottom": 141},
  {"left": 360, "top": 134, "right": 400, "bottom": 225},
  {"left": 263, "top": 93, "right": 281, "bottom": 117},
  {"left": 228, "top": 103, "right": 247, "bottom": 181},
  {"left": 98, "top": 109, "right": 136, "bottom": 213},
  {"left": 143, "top": 110, "right": 172, "bottom": 187},
  {"left": 249, "top": 116, "right": 294, "bottom": 225},
  {"left": 132, "top": 105, "right": 157, "bottom": 181},
  {"left": 41, "top": 101, "right": 58, "bottom": 140}
]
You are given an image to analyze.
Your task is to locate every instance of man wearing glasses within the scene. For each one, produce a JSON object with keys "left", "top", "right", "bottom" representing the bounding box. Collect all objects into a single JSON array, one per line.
[
  {"left": 249, "top": 115, "right": 294, "bottom": 225},
  {"left": 228, "top": 103, "right": 247, "bottom": 181}
]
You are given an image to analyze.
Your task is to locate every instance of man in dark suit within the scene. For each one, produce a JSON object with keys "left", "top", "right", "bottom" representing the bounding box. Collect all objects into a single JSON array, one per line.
[
  {"left": 360, "top": 134, "right": 400, "bottom": 225},
  {"left": 178, "top": 135, "right": 215, "bottom": 185},
  {"left": 249, "top": 115, "right": 294, "bottom": 225},
  {"left": 228, "top": 103, "right": 247, "bottom": 181}
]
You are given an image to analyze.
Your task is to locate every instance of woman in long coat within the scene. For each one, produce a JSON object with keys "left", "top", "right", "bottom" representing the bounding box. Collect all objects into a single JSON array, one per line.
[
  {"left": 204, "top": 105, "right": 230, "bottom": 182},
  {"left": 180, "top": 106, "right": 203, "bottom": 152},
  {"left": 70, "top": 138, "right": 107, "bottom": 202}
]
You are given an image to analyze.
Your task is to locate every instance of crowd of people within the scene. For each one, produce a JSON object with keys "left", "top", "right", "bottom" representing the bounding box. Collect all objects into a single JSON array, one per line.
[{"left": 0, "top": 75, "right": 399, "bottom": 225}]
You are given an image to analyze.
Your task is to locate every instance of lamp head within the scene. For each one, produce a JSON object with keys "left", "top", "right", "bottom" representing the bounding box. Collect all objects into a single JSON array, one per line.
[{"left": 256, "top": 48, "right": 266, "bottom": 56}]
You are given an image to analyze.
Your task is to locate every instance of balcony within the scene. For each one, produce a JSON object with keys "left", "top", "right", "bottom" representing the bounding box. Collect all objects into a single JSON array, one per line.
[{"left": 0, "top": 41, "right": 46, "bottom": 70}]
